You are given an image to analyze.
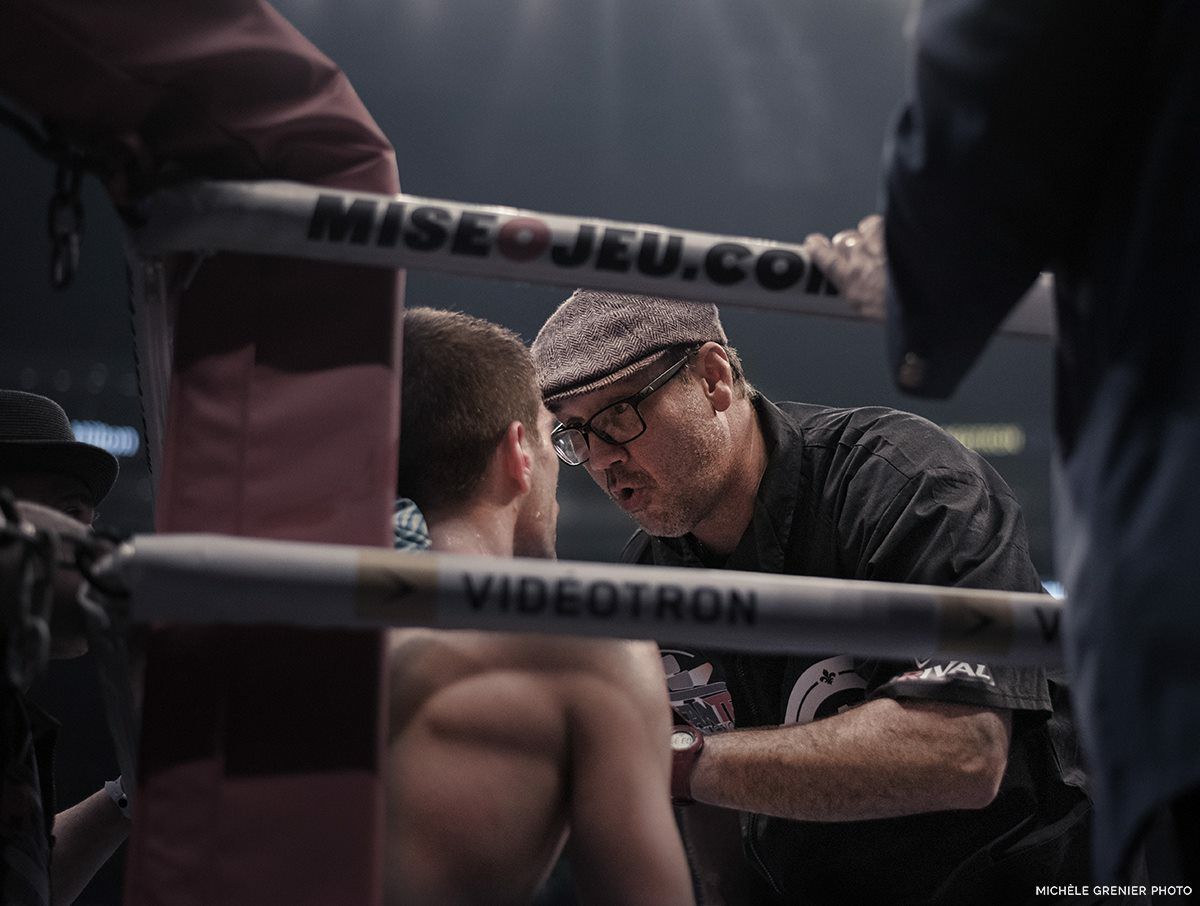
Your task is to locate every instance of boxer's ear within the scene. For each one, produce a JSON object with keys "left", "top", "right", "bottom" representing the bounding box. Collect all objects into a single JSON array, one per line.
[{"left": 496, "top": 420, "right": 533, "bottom": 495}]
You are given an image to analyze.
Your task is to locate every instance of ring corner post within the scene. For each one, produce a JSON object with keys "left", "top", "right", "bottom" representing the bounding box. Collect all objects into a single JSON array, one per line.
[{"left": 125, "top": 252, "right": 403, "bottom": 906}]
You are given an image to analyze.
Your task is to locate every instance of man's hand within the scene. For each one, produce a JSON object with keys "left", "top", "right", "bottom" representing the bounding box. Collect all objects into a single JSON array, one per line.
[{"left": 804, "top": 214, "right": 888, "bottom": 320}]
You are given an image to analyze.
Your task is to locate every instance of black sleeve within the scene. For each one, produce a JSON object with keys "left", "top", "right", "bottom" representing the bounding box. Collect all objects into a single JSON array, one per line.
[
  {"left": 865, "top": 656, "right": 1052, "bottom": 714},
  {"left": 838, "top": 443, "right": 1050, "bottom": 713},
  {"left": 883, "top": 0, "right": 1150, "bottom": 397},
  {"left": 852, "top": 467, "right": 1052, "bottom": 711},
  {"left": 846, "top": 464, "right": 1042, "bottom": 593}
]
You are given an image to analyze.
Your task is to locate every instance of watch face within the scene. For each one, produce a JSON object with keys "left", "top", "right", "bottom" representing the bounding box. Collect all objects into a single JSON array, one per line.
[{"left": 671, "top": 729, "right": 697, "bottom": 751}]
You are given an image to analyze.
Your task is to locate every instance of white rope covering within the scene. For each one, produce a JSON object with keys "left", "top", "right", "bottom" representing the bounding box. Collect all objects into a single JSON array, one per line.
[
  {"left": 132, "top": 180, "right": 1055, "bottom": 338},
  {"left": 102, "top": 534, "right": 1065, "bottom": 666}
]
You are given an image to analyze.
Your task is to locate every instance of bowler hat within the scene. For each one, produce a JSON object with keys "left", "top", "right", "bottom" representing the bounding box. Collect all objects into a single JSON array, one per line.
[{"left": 0, "top": 390, "right": 119, "bottom": 506}]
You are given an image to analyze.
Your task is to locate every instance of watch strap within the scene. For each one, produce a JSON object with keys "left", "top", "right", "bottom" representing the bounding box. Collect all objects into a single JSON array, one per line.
[{"left": 671, "top": 725, "right": 704, "bottom": 805}]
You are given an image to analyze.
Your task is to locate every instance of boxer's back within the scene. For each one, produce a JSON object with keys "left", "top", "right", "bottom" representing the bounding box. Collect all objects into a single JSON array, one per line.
[{"left": 384, "top": 630, "right": 690, "bottom": 906}]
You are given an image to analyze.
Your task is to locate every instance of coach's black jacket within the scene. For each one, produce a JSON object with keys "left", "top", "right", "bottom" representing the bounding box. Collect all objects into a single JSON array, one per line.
[{"left": 623, "top": 396, "right": 1094, "bottom": 904}]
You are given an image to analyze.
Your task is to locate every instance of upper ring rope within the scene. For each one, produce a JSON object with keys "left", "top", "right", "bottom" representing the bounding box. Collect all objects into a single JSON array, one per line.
[{"left": 132, "top": 180, "right": 1055, "bottom": 338}]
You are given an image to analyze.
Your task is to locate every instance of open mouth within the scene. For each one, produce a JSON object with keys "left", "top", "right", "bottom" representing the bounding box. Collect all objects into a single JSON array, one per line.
[
  {"left": 607, "top": 472, "right": 648, "bottom": 511},
  {"left": 613, "top": 485, "right": 647, "bottom": 511}
]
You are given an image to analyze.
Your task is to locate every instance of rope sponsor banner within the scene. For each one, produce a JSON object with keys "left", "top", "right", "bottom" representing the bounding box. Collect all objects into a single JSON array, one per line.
[
  {"left": 105, "top": 534, "right": 1066, "bottom": 666},
  {"left": 133, "top": 180, "right": 1055, "bottom": 338}
]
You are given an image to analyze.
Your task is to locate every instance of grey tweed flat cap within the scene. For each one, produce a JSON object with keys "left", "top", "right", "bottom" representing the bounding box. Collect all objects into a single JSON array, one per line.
[{"left": 532, "top": 290, "right": 728, "bottom": 403}]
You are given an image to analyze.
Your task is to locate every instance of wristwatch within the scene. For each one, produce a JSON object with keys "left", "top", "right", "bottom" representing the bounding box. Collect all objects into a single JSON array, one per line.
[
  {"left": 670, "top": 724, "right": 705, "bottom": 805},
  {"left": 104, "top": 776, "right": 132, "bottom": 819}
]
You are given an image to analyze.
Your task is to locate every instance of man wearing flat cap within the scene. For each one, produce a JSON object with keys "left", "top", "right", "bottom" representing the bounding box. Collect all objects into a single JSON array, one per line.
[
  {"left": 531, "top": 291, "right": 1106, "bottom": 904},
  {"left": 1, "top": 389, "right": 130, "bottom": 904}
]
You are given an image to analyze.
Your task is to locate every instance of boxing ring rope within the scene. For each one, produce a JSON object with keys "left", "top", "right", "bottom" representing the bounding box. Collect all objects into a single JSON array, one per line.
[
  {"left": 132, "top": 179, "right": 1057, "bottom": 337},
  {"left": 127, "top": 180, "right": 1055, "bottom": 479},
  {"left": 96, "top": 533, "right": 1065, "bottom": 668}
]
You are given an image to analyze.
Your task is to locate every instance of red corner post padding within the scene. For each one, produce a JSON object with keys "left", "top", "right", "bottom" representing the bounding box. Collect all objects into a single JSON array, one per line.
[{"left": 0, "top": 3, "right": 402, "bottom": 903}]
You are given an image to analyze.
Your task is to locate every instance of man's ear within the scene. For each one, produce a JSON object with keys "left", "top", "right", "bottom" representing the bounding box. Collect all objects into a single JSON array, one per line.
[
  {"left": 695, "top": 342, "right": 735, "bottom": 413},
  {"left": 497, "top": 420, "right": 533, "bottom": 495}
]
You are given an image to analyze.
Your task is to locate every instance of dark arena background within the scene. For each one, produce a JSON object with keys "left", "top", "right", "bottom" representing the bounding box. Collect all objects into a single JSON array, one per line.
[{"left": 1, "top": 1, "right": 1076, "bottom": 902}]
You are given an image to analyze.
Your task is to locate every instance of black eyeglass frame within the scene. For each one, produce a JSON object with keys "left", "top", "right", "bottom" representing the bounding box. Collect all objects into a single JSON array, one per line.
[{"left": 550, "top": 354, "right": 690, "bottom": 466}]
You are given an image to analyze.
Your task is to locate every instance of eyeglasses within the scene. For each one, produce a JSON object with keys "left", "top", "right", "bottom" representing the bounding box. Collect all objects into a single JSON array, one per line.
[{"left": 550, "top": 355, "right": 689, "bottom": 466}]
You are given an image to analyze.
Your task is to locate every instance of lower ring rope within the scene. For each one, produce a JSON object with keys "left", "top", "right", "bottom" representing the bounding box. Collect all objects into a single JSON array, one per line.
[{"left": 99, "top": 533, "right": 1065, "bottom": 666}]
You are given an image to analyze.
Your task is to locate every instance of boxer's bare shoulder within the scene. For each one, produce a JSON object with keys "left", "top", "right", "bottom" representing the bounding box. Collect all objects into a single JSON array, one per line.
[{"left": 384, "top": 631, "right": 688, "bottom": 905}]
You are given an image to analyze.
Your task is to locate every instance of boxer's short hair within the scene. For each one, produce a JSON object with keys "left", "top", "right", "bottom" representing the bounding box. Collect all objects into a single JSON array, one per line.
[{"left": 398, "top": 308, "right": 542, "bottom": 514}]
